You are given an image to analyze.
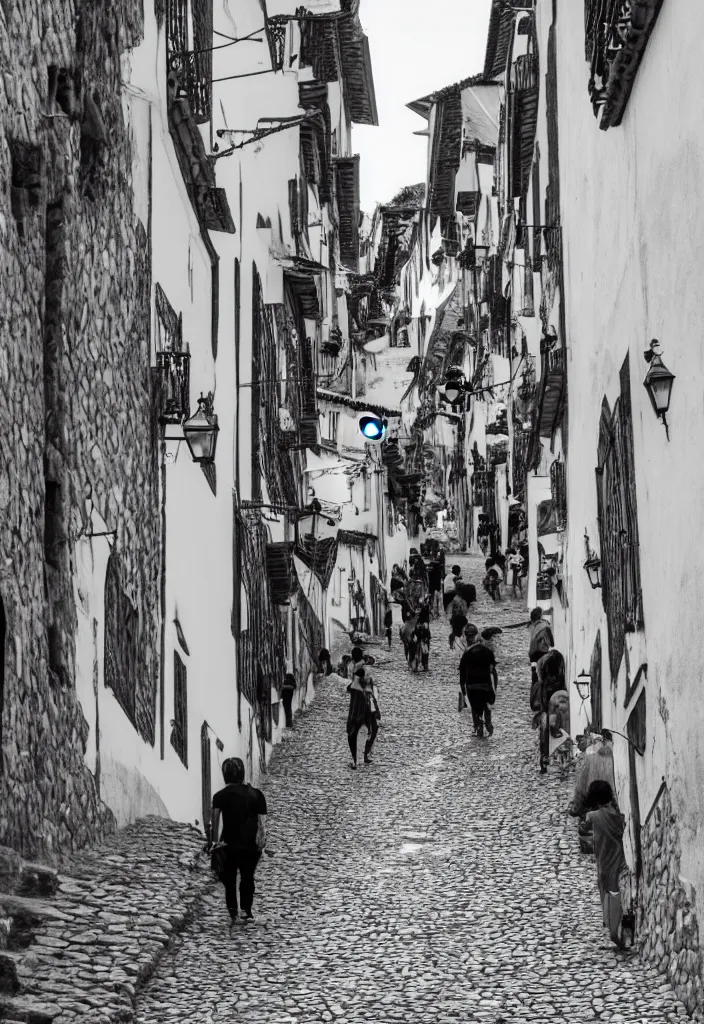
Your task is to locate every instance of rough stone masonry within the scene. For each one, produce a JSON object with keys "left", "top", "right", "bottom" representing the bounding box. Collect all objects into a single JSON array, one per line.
[{"left": 0, "top": 0, "right": 160, "bottom": 859}]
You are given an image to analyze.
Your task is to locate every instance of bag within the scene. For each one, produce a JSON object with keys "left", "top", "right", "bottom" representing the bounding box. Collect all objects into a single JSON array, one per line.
[
  {"left": 255, "top": 815, "right": 267, "bottom": 852},
  {"left": 210, "top": 843, "right": 228, "bottom": 882}
]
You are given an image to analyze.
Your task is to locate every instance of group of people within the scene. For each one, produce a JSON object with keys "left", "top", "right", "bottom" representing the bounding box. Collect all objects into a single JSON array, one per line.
[{"left": 207, "top": 565, "right": 634, "bottom": 954}]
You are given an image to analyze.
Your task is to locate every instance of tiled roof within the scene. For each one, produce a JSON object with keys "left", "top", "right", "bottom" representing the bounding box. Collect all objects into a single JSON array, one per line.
[
  {"left": 484, "top": 0, "right": 524, "bottom": 80},
  {"left": 407, "top": 72, "right": 490, "bottom": 119}
]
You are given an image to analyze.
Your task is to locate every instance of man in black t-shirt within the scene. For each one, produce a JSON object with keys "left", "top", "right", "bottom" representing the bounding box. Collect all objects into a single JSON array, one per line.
[
  {"left": 211, "top": 757, "right": 267, "bottom": 926},
  {"left": 459, "top": 624, "right": 499, "bottom": 738}
]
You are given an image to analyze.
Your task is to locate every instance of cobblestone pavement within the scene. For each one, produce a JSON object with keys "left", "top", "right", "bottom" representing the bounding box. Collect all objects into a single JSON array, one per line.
[{"left": 134, "top": 555, "right": 693, "bottom": 1024}]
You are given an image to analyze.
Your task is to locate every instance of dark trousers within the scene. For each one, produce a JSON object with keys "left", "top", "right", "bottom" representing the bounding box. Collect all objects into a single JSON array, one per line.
[
  {"left": 348, "top": 719, "right": 379, "bottom": 762},
  {"left": 282, "top": 693, "right": 293, "bottom": 728},
  {"left": 467, "top": 693, "right": 492, "bottom": 732},
  {"left": 223, "top": 848, "right": 261, "bottom": 918}
]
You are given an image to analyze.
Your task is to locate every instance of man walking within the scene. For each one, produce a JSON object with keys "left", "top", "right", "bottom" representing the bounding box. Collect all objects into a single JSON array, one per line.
[
  {"left": 459, "top": 624, "right": 498, "bottom": 738},
  {"left": 211, "top": 758, "right": 267, "bottom": 927}
]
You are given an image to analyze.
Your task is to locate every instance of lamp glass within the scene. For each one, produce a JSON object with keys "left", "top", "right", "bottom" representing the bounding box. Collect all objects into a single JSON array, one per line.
[
  {"left": 575, "top": 674, "right": 592, "bottom": 700},
  {"left": 444, "top": 384, "right": 462, "bottom": 403},
  {"left": 643, "top": 357, "right": 675, "bottom": 417},
  {"left": 646, "top": 374, "right": 674, "bottom": 414},
  {"left": 584, "top": 557, "right": 601, "bottom": 589},
  {"left": 183, "top": 405, "right": 219, "bottom": 464}
]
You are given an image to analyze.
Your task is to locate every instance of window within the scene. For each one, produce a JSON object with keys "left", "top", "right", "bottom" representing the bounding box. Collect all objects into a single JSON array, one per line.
[
  {"left": 171, "top": 652, "right": 188, "bottom": 767},
  {"left": 166, "top": 0, "right": 213, "bottom": 123},
  {"left": 596, "top": 354, "right": 644, "bottom": 680},
  {"left": 327, "top": 411, "right": 339, "bottom": 444},
  {"left": 104, "top": 553, "right": 138, "bottom": 727},
  {"left": 584, "top": 0, "right": 664, "bottom": 130}
]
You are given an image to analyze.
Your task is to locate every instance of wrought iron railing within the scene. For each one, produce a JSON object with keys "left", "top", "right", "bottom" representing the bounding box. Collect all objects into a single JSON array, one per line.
[
  {"left": 166, "top": 0, "right": 213, "bottom": 124},
  {"left": 586, "top": 0, "right": 664, "bottom": 129},
  {"left": 510, "top": 53, "right": 539, "bottom": 93},
  {"left": 157, "top": 351, "right": 191, "bottom": 424},
  {"left": 548, "top": 346, "right": 564, "bottom": 374}
]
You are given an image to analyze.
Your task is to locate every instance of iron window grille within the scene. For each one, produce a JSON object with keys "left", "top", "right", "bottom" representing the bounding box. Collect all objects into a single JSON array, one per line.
[
  {"left": 585, "top": 0, "right": 665, "bottom": 130},
  {"left": 166, "top": 0, "right": 213, "bottom": 124},
  {"left": 157, "top": 351, "right": 191, "bottom": 424}
]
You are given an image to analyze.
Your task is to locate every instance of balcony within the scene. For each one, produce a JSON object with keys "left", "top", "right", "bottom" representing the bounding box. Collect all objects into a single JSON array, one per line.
[
  {"left": 510, "top": 53, "right": 539, "bottom": 94},
  {"left": 157, "top": 351, "right": 191, "bottom": 424},
  {"left": 586, "top": 0, "right": 665, "bottom": 130}
]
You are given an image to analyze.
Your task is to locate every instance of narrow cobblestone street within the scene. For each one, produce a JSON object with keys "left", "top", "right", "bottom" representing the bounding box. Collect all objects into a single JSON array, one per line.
[{"left": 134, "top": 556, "right": 690, "bottom": 1024}]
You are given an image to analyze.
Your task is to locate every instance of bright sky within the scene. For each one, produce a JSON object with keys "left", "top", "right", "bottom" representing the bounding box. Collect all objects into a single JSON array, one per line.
[{"left": 353, "top": 0, "right": 492, "bottom": 213}]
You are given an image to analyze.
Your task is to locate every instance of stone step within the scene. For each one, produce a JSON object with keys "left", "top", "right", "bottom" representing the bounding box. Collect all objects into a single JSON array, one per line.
[
  {"left": 0, "top": 993, "right": 60, "bottom": 1022},
  {"left": 0, "top": 895, "right": 70, "bottom": 924},
  {"left": 0, "top": 949, "right": 22, "bottom": 993}
]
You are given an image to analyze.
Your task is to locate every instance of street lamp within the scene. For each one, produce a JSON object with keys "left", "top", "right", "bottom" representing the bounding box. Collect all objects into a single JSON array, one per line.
[
  {"left": 182, "top": 393, "right": 219, "bottom": 465},
  {"left": 442, "top": 366, "right": 468, "bottom": 404},
  {"left": 583, "top": 529, "right": 602, "bottom": 589},
  {"left": 643, "top": 339, "right": 675, "bottom": 440},
  {"left": 574, "top": 671, "right": 592, "bottom": 702}
]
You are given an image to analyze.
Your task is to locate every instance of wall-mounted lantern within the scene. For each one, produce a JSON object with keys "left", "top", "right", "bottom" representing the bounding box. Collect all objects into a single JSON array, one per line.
[
  {"left": 643, "top": 339, "right": 675, "bottom": 441},
  {"left": 182, "top": 393, "right": 219, "bottom": 465},
  {"left": 583, "top": 529, "right": 602, "bottom": 589},
  {"left": 442, "top": 366, "right": 467, "bottom": 404},
  {"left": 574, "top": 671, "right": 592, "bottom": 702}
]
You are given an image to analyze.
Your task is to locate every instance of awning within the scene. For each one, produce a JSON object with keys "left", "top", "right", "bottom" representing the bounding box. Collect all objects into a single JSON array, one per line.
[{"left": 304, "top": 449, "right": 356, "bottom": 477}]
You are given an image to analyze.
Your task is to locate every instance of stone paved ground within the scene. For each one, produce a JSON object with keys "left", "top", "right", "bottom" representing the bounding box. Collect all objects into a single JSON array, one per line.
[{"left": 134, "top": 554, "right": 694, "bottom": 1024}]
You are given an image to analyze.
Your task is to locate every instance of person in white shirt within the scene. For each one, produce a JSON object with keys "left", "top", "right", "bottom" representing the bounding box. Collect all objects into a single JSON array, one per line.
[
  {"left": 443, "top": 564, "right": 461, "bottom": 614},
  {"left": 508, "top": 548, "right": 524, "bottom": 597}
]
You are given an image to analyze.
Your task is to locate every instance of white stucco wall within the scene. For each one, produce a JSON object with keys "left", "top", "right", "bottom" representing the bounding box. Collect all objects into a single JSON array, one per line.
[{"left": 555, "top": 0, "right": 704, "bottom": 894}]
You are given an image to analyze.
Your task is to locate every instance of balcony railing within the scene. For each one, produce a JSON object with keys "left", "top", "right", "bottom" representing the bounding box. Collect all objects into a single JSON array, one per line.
[
  {"left": 547, "top": 346, "right": 564, "bottom": 375},
  {"left": 586, "top": 0, "right": 664, "bottom": 130},
  {"left": 157, "top": 350, "right": 191, "bottom": 424},
  {"left": 510, "top": 53, "right": 539, "bottom": 94}
]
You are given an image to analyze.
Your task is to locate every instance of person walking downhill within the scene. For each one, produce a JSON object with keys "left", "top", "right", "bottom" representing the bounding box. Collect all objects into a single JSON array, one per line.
[
  {"left": 459, "top": 624, "right": 498, "bottom": 738},
  {"left": 281, "top": 673, "right": 296, "bottom": 729},
  {"left": 210, "top": 758, "right": 267, "bottom": 928},
  {"left": 346, "top": 665, "right": 380, "bottom": 769}
]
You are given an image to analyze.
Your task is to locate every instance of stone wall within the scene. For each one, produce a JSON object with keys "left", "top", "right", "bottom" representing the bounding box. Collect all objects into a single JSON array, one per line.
[
  {"left": 0, "top": 0, "right": 160, "bottom": 859},
  {"left": 639, "top": 784, "right": 704, "bottom": 1018}
]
